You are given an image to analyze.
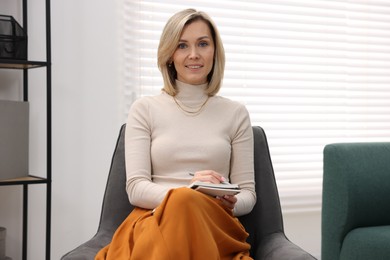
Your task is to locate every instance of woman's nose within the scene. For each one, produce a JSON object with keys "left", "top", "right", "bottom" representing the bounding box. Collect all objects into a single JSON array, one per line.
[{"left": 188, "top": 47, "right": 199, "bottom": 59}]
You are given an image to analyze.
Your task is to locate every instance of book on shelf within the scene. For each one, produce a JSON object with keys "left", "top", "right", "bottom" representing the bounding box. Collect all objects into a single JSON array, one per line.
[
  {"left": 188, "top": 181, "right": 241, "bottom": 197},
  {"left": 0, "top": 100, "right": 29, "bottom": 181}
]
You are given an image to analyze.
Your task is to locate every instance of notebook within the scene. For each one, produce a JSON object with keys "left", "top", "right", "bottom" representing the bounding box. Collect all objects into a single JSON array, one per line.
[{"left": 188, "top": 181, "right": 241, "bottom": 197}]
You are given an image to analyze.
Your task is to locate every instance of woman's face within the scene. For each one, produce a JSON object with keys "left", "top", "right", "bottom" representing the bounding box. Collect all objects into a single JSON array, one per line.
[{"left": 172, "top": 20, "right": 215, "bottom": 85}]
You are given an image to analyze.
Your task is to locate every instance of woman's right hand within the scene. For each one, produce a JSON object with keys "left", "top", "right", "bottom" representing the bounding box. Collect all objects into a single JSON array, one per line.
[{"left": 190, "top": 170, "right": 226, "bottom": 184}]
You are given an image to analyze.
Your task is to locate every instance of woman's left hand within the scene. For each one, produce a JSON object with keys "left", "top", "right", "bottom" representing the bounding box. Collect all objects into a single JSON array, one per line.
[{"left": 217, "top": 195, "right": 237, "bottom": 211}]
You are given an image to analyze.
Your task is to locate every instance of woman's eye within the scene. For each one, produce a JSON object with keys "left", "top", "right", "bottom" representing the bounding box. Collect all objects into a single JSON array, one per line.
[
  {"left": 199, "top": 41, "right": 209, "bottom": 47},
  {"left": 178, "top": 43, "right": 187, "bottom": 49}
]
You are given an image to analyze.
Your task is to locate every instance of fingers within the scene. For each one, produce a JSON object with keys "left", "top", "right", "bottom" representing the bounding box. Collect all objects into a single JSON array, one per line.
[
  {"left": 217, "top": 195, "right": 237, "bottom": 210},
  {"left": 191, "top": 170, "right": 225, "bottom": 184}
]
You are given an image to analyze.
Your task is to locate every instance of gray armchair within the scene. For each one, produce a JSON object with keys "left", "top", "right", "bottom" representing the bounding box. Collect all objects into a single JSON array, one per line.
[{"left": 61, "top": 125, "right": 315, "bottom": 260}]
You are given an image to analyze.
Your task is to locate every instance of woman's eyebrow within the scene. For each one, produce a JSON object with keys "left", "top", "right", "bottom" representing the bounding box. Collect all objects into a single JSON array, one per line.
[{"left": 179, "top": 35, "right": 210, "bottom": 42}]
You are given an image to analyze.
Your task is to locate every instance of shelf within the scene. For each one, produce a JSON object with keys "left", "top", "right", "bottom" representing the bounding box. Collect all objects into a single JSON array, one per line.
[
  {"left": 1, "top": 0, "right": 52, "bottom": 259},
  {"left": 0, "top": 175, "right": 48, "bottom": 186},
  {"left": 0, "top": 59, "right": 49, "bottom": 69}
]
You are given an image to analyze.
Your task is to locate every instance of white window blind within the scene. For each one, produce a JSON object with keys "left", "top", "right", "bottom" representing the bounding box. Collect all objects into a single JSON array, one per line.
[{"left": 122, "top": 0, "right": 390, "bottom": 213}]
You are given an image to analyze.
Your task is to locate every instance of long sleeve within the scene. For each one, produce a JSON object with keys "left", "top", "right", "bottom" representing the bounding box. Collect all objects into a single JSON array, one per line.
[
  {"left": 125, "top": 98, "right": 170, "bottom": 209},
  {"left": 229, "top": 105, "right": 256, "bottom": 216}
]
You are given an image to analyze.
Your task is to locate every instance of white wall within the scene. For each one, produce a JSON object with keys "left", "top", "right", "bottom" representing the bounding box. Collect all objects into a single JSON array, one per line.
[
  {"left": 284, "top": 211, "right": 321, "bottom": 258},
  {"left": 0, "top": 1, "right": 321, "bottom": 259},
  {"left": 51, "top": 0, "right": 124, "bottom": 259}
]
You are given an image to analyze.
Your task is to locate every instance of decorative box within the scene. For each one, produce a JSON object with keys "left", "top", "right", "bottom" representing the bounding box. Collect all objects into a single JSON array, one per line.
[{"left": 0, "top": 15, "right": 27, "bottom": 60}]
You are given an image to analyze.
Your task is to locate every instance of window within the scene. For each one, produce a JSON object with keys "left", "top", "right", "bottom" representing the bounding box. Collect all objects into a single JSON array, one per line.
[{"left": 122, "top": 0, "right": 390, "bottom": 213}]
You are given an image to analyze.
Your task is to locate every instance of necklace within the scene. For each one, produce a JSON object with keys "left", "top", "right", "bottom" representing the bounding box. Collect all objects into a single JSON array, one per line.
[{"left": 173, "top": 96, "right": 210, "bottom": 115}]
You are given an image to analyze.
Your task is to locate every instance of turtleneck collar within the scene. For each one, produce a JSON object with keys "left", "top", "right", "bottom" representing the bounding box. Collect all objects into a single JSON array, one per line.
[{"left": 175, "top": 80, "right": 208, "bottom": 102}]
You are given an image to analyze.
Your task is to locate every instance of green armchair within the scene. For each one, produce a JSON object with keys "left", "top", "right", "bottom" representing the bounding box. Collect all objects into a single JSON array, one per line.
[{"left": 322, "top": 142, "right": 390, "bottom": 260}]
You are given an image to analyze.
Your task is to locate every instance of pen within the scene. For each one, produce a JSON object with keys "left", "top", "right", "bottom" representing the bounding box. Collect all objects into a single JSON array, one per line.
[{"left": 188, "top": 172, "right": 230, "bottom": 185}]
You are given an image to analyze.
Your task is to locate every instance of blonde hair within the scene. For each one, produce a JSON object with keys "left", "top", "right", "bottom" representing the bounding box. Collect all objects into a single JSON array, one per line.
[{"left": 157, "top": 8, "right": 225, "bottom": 96}]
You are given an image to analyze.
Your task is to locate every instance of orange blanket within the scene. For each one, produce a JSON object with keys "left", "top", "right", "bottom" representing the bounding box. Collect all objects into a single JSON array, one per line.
[{"left": 96, "top": 187, "right": 252, "bottom": 260}]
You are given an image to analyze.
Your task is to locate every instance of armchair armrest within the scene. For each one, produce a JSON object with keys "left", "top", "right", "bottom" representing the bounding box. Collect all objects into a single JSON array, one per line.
[
  {"left": 256, "top": 232, "right": 316, "bottom": 260},
  {"left": 61, "top": 230, "right": 112, "bottom": 260}
]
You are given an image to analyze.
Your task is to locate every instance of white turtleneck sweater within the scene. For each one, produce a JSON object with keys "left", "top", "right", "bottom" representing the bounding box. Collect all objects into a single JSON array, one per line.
[{"left": 125, "top": 81, "right": 256, "bottom": 216}]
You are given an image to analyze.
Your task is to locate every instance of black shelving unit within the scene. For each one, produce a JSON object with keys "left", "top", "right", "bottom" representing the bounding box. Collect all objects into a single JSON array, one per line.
[{"left": 0, "top": 0, "right": 51, "bottom": 259}]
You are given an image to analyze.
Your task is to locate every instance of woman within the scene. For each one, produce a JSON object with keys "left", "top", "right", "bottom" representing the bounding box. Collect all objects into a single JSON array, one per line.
[{"left": 96, "top": 8, "right": 256, "bottom": 260}]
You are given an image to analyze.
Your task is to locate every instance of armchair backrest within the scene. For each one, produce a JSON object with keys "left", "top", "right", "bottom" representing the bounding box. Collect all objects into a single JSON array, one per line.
[
  {"left": 322, "top": 142, "right": 390, "bottom": 260},
  {"left": 239, "top": 126, "right": 284, "bottom": 256},
  {"left": 97, "top": 125, "right": 285, "bottom": 256},
  {"left": 97, "top": 124, "right": 133, "bottom": 237}
]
